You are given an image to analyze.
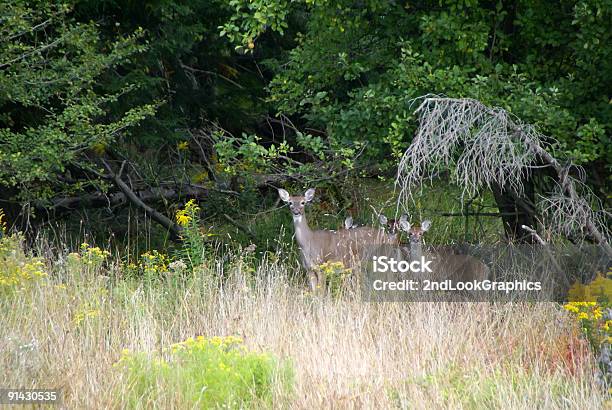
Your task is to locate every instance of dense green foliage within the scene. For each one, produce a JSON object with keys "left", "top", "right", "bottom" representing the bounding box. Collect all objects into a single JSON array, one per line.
[
  {"left": 0, "top": 0, "right": 609, "bottom": 242},
  {"left": 0, "top": 2, "right": 156, "bottom": 200},
  {"left": 227, "top": 0, "right": 611, "bottom": 184}
]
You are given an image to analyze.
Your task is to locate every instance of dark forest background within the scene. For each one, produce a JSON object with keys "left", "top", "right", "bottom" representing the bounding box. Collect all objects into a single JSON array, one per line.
[{"left": 1, "top": 0, "right": 610, "bottom": 251}]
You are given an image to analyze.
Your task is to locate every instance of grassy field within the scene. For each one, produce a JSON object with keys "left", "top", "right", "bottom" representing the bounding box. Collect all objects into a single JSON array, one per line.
[{"left": 0, "top": 233, "right": 608, "bottom": 409}]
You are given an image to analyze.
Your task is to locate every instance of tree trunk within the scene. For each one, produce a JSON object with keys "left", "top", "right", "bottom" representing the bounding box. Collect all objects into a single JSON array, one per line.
[{"left": 492, "top": 179, "right": 537, "bottom": 243}]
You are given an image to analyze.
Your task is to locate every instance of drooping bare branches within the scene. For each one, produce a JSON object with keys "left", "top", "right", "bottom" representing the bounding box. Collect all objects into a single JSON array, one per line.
[
  {"left": 539, "top": 179, "right": 610, "bottom": 245},
  {"left": 398, "top": 97, "right": 541, "bottom": 199},
  {"left": 397, "top": 97, "right": 611, "bottom": 255}
]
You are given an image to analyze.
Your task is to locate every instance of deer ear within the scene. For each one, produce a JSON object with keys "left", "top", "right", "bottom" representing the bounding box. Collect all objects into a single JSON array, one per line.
[
  {"left": 421, "top": 220, "right": 432, "bottom": 231},
  {"left": 400, "top": 213, "right": 409, "bottom": 223},
  {"left": 379, "top": 214, "right": 388, "bottom": 225},
  {"left": 399, "top": 220, "right": 411, "bottom": 232},
  {"left": 277, "top": 188, "right": 290, "bottom": 202},
  {"left": 344, "top": 216, "right": 353, "bottom": 229},
  {"left": 304, "top": 188, "right": 316, "bottom": 202}
]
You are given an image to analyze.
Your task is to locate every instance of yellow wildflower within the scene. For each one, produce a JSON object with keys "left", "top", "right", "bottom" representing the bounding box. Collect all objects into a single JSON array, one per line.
[
  {"left": 563, "top": 303, "right": 580, "bottom": 314},
  {"left": 0, "top": 208, "right": 6, "bottom": 233},
  {"left": 175, "top": 199, "right": 200, "bottom": 227},
  {"left": 176, "top": 212, "right": 191, "bottom": 226},
  {"left": 0, "top": 237, "right": 48, "bottom": 291},
  {"left": 593, "top": 307, "right": 603, "bottom": 320},
  {"left": 73, "top": 307, "right": 100, "bottom": 326}
]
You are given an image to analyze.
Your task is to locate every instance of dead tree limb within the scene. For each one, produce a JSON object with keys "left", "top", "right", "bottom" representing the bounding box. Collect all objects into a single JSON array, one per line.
[
  {"left": 525, "top": 142, "right": 610, "bottom": 251},
  {"left": 397, "top": 97, "right": 611, "bottom": 256},
  {"left": 222, "top": 213, "right": 257, "bottom": 240},
  {"left": 103, "top": 160, "right": 182, "bottom": 238}
]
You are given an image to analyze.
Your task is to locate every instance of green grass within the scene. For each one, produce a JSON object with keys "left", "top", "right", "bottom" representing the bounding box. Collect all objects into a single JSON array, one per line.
[
  {"left": 1, "top": 220, "right": 608, "bottom": 408},
  {"left": 116, "top": 336, "right": 292, "bottom": 409}
]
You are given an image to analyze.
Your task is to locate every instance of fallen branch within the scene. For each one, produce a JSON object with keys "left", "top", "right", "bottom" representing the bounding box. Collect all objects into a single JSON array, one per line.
[
  {"left": 103, "top": 160, "right": 182, "bottom": 238},
  {"left": 46, "top": 187, "right": 195, "bottom": 211},
  {"left": 222, "top": 213, "right": 257, "bottom": 240},
  {"left": 43, "top": 183, "right": 237, "bottom": 212}
]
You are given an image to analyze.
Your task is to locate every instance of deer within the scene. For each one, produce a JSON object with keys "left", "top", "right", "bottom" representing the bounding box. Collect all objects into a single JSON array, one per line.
[
  {"left": 398, "top": 219, "right": 489, "bottom": 282},
  {"left": 278, "top": 188, "right": 397, "bottom": 292},
  {"left": 378, "top": 214, "right": 408, "bottom": 243},
  {"left": 344, "top": 216, "right": 357, "bottom": 230}
]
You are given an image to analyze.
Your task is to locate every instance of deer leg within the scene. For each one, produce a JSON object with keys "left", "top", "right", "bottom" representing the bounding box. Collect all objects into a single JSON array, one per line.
[
  {"left": 316, "top": 269, "right": 326, "bottom": 295},
  {"left": 307, "top": 267, "right": 326, "bottom": 295},
  {"left": 307, "top": 270, "right": 318, "bottom": 292}
]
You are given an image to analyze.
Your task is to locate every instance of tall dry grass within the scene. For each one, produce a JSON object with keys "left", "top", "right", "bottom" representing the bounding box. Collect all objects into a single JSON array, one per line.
[{"left": 0, "top": 240, "right": 607, "bottom": 409}]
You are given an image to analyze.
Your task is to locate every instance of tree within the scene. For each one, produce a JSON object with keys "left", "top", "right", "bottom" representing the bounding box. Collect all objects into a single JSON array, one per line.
[
  {"left": 0, "top": 1, "right": 156, "bottom": 209},
  {"left": 397, "top": 97, "right": 610, "bottom": 254},
  {"left": 0, "top": 1, "right": 284, "bottom": 237},
  {"left": 220, "top": 0, "right": 611, "bottom": 242}
]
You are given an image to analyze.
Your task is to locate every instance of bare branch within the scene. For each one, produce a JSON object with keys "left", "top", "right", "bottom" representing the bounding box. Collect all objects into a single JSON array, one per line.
[
  {"left": 103, "top": 160, "right": 182, "bottom": 238},
  {"left": 396, "top": 97, "right": 611, "bottom": 255},
  {"left": 221, "top": 213, "right": 257, "bottom": 240}
]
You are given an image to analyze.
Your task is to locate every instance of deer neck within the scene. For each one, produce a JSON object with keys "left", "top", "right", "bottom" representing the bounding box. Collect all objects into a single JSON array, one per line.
[
  {"left": 388, "top": 232, "right": 398, "bottom": 244},
  {"left": 410, "top": 240, "right": 423, "bottom": 261},
  {"left": 292, "top": 214, "right": 313, "bottom": 246}
]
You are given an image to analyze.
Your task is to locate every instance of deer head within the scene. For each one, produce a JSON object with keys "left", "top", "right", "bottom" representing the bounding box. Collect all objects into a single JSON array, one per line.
[
  {"left": 278, "top": 188, "right": 315, "bottom": 217},
  {"left": 379, "top": 214, "right": 409, "bottom": 236},
  {"left": 399, "top": 219, "right": 431, "bottom": 244},
  {"left": 398, "top": 218, "right": 489, "bottom": 282},
  {"left": 344, "top": 216, "right": 356, "bottom": 230}
]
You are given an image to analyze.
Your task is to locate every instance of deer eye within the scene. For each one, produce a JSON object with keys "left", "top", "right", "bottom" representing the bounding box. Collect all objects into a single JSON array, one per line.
[{"left": 300, "top": 201, "right": 305, "bottom": 205}]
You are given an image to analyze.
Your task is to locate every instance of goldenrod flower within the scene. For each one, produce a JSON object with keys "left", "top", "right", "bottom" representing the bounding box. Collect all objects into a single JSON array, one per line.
[
  {"left": 577, "top": 312, "right": 589, "bottom": 320},
  {"left": 593, "top": 308, "right": 603, "bottom": 320},
  {"left": 176, "top": 212, "right": 191, "bottom": 226},
  {"left": 176, "top": 200, "right": 199, "bottom": 227}
]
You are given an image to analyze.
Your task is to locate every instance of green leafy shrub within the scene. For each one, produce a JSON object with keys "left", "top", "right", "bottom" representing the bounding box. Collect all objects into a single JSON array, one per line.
[
  {"left": 115, "top": 336, "right": 293, "bottom": 408},
  {"left": 0, "top": 2, "right": 156, "bottom": 202},
  {"left": 319, "top": 261, "right": 352, "bottom": 297}
]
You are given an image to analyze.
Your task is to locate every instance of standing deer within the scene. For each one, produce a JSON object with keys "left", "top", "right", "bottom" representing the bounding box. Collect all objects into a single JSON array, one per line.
[
  {"left": 398, "top": 219, "right": 489, "bottom": 282},
  {"left": 278, "top": 188, "right": 396, "bottom": 292},
  {"left": 378, "top": 214, "right": 408, "bottom": 243}
]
